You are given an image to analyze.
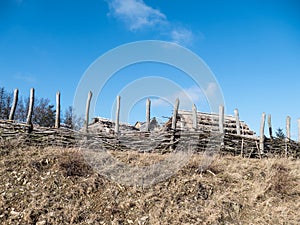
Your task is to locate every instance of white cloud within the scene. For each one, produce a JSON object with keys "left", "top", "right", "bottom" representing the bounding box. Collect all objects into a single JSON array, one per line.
[
  {"left": 170, "top": 27, "right": 194, "bottom": 46},
  {"left": 152, "top": 86, "right": 206, "bottom": 109},
  {"left": 13, "top": 73, "right": 36, "bottom": 84},
  {"left": 106, "top": 0, "right": 196, "bottom": 46},
  {"left": 107, "top": 0, "right": 166, "bottom": 31}
]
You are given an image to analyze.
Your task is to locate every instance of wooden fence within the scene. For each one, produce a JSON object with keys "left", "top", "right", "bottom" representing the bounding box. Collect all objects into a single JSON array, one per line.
[{"left": 1, "top": 88, "right": 300, "bottom": 158}]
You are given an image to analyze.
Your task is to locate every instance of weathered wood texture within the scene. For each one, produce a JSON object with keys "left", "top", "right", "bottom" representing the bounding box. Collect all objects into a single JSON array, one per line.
[
  {"left": 9, "top": 89, "right": 19, "bottom": 121},
  {"left": 234, "top": 108, "right": 240, "bottom": 136},
  {"left": 85, "top": 91, "right": 92, "bottom": 133},
  {"left": 259, "top": 112, "right": 266, "bottom": 153},
  {"left": 1, "top": 119, "right": 299, "bottom": 158},
  {"left": 26, "top": 88, "right": 35, "bottom": 126},
  {"left": 268, "top": 114, "right": 273, "bottom": 139},
  {"left": 115, "top": 96, "right": 121, "bottom": 134},
  {"left": 55, "top": 91, "right": 60, "bottom": 128},
  {"left": 146, "top": 98, "right": 151, "bottom": 132}
]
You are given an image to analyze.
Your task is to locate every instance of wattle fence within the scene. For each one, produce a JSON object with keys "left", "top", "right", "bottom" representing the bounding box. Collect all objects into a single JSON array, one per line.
[{"left": 0, "top": 88, "right": 299, "bottom": 158}]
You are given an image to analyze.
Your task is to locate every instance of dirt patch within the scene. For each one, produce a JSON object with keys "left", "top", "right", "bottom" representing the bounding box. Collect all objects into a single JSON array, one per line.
[{"left": 0, "top": 146, "right": 299, "bottom": 224}]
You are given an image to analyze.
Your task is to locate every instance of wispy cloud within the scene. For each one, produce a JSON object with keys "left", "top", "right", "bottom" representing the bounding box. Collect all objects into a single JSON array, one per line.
[
  {"left": 170, "top": 27, "right": 194, "bottom": 46},
  {"left": 106, "top": 0, "right": 196, "bottom": 46},
  {"left": 107, "top": 0, "right": 166, "bottom": 31},
  {"left": 152, "top": 86, "right": 206, "bottom": 109},
  {"left": 13, "top": 73, "right": 36, "bottom": 84}
]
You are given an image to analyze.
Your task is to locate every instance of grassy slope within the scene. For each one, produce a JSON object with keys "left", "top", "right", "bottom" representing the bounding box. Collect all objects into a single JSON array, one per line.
[{"left": 0, "top": 146, "right": 299, "bottom": 225}]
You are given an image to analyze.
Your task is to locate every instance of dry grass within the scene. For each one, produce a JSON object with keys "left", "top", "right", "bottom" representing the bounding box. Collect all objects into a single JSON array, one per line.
[{"left": 0, "top": 146, "right": 299, "bottom": 224}]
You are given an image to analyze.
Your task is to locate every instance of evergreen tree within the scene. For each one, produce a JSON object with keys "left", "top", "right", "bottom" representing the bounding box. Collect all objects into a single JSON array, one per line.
[
  {"left": 32, "top": 98, "right": 55, "bottom": 127},
  {"left": 63, "top": 106, "right": 73, "bottom": 129},
  {"left": 275, "top": 128, "right": 285, "bottom": 139}
]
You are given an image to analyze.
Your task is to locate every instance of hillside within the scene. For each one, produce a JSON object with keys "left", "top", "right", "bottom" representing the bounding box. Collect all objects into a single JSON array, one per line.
[{"left": 0, "top": 145, "right": 299, "bottom": 224}]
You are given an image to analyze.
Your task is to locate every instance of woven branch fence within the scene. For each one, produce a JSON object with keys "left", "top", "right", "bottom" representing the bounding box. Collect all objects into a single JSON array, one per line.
[{"left": 0, "top": 88, "right": 299, "bottom": 158}]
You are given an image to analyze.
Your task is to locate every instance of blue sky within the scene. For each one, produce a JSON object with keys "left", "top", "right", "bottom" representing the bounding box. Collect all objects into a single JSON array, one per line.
[{"left": 1, "top": 0, "right": 300, "bottom": 138}]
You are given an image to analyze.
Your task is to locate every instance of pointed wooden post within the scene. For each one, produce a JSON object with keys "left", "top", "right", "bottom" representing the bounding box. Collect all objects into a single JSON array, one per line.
[
  {"left": 285, "top": 116, "right": 291, "bottom": 157},
  {"left": 26, "top": 88, "right": 35, "bottom": 126},
  {"left": 219, "top": 105, "right": 224, "bottom": 134},
  {"left": 84, "top": 91, "right": 92, "bottom": 133},
  {"left": 298, "top": 118, "right": 300, "bottom": 143},
  {"left": 286, "top": 116, "right": 291, "bottom": 141},
  {"left": 171, "top": 98, "right": 180, "bottom": 130},
  {"left": 234, "top": 108, "right": 240, "bottom": 135},
  {"left": 55, "top": 91, "right": 60, "bottom": 128},
  {"left": 268, "top": 114, "right": 273, "bottom": 139},
  {"left": 219, "top": 105, "right": 225, "bottom": 147},
  {"left": 9, "top": 88, "right": 19, "bottom": 121},
  {"left": 259, "top": 112, "right": 266, "bottom": 154},
  {"left": 146, "top": 98, "right": 151, "bottom": 132},
  {"left": 192, "top": 104, "right": 197, "bottom": 130},
  {"left": 115, "top": 95, "right": 121, "bottom": 134}
]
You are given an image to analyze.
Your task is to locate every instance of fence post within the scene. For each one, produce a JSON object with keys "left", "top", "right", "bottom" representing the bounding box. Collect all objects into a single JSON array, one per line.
[
  {"left": 286, "top": 116, "right": 291, "bottom": 141},
  {"left": 26, "top": 88, "right": 35, "bottom": 126},
  {"left": 84, "top": 91, "right": 92, "bottom": 133},
  {"left": 192, "top": 104, "right": 197, "bottom": 130},
  {"left": 298, "top": 118, "right": 300, "bottom": 143},
  {"left": 285, "top": 116, "right": 291, "bottom": 157},
  {"left": 146, "top": 98, "right": 151, "bottom": 132},
  {"left": 219, "top": 105, "right": 225, "bottom": 146},
  {"left": 234, "top": 108, "right": 240, "bottom": 135},
  {"left": 55, "top": 91, "right": 60, "bottom": 128},
  {"left": 268, "top": 114, "right": 273, "bottom": 139},
  {"left": 171, "top": 98, "right": 180, "bottom": 130},
  {"left": 9, "top": 88, "right": 19, "bottom": 121},
  {"left": 259, "top": 112, "right": 266, "bottom": 154},
  {"left": 115, "top": 95, "right": 121, "bottom": 134},
  {"left": 219, "top": 105, "right": 224, "bottom": 134}
]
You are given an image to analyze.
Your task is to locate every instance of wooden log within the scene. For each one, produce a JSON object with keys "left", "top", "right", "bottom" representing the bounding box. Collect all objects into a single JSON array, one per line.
[
  {"left": 9, "top": 88, "right": 19, "bottom": 121},
  {"left": 192, "top": 104, "right": 197, "bottom": 130},
  {"left": 85, "top": 91, "right": 92, "bottom": 133},
  {"left": 268, "top": 114, "right": 273, "bottom": 139},
  {"left": 171, "top": 98, "right": 179, "bottom": 130},
  {"left": 234, "top": 108, "right": 240, "bottom": 135},
  {"left": 285, "top": 116, "right": 291, "bottom": 157},
  {"left": 219, "top": 105, "right": 224, "bottom": 134},
  {"left": 146, "top": 98, "right": 151, "bottom": 132},
  {"left": 26, "top": 88, "right": 35, "bottom": 126},
  {"left": 55, "top": 91, "right": 60, "bottom": 128},
  {"left": 286, "top": 116, "right": 291, "bottom": 141},
  {"left": 115, "top": 95, "right": 121, "bottom": 134},
  {"left": 259, "top": 112, "right": 266, "bottom": 154},
  {"left": 298, "top": 118, "right": 300, "bottom": 143}
]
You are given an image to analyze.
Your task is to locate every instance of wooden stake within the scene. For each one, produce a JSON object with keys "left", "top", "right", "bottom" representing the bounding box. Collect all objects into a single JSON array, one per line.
[
  {"left": 55, "top": 91, "right": 60, "bottom": 128},
  {"left": 171, "top": 98, "right": 180, "bottom": 130},
  {"left": 286, "top": 116, "right": 291, "bottom": 141},
  {"left": 115, "top": 95, "right": 121, "bottom": 134},
  {"left": 267, "top": 114, "right": 273, "bottom": 139},
  {"left": 285, "top": 116, "right": 291, "bottom": 157},
  {"left": 9, "top": 88, "right": 18, "bottom": 121},
  {"left": 259, "top": 112, "right": 266, "bottom": 154},
  {"left": 192, "top": 104, "right": 197, "bottom": 130},
  {"left": 219, "top": 105, "right": 224, "bottom": 135},
  {"left": 234, "top": 108, "right": 240, "bottom": 135},
  {"left": 26, "top": 88, "right": 35, "bottom": 126},
  {"left": 85, "top": 91, "right": 92, "bottom": 133},
  {"left": 146, "top": 98, "right": 151, "bottom": 132}
]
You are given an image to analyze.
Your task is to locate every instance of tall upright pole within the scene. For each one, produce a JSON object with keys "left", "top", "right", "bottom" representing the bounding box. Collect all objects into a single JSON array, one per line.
[
  {"left": 115, "top": 96, "right": 121, "bottom": 134},
  {"left": 9, "top": 88, "right": 19, "bottom": 121},
  {"left": 55, "top": 91, "right": 60, "bottom": 128},
  {"left": 85, "top": 91, "right": 92, "bottom": 133},
  {"left": 146, "top": 98, "right": 151, "bottom": 132}
]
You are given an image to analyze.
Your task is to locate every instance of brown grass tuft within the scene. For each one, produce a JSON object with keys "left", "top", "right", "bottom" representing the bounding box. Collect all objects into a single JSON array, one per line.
[{"left": 0, "top": 147, "right": 299, "bottom": 224}]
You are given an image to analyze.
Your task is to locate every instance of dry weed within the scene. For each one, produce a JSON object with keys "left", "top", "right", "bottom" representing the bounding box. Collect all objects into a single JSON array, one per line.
[{"left": 0, "top": 147, "right": 299, "bottom": 224}]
